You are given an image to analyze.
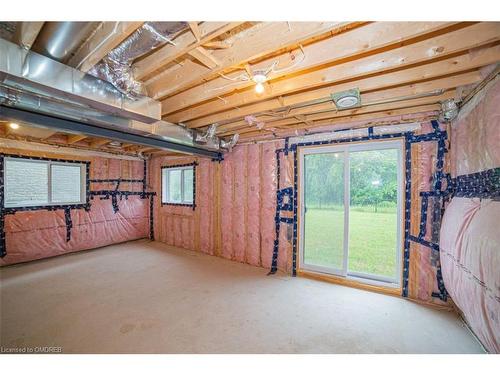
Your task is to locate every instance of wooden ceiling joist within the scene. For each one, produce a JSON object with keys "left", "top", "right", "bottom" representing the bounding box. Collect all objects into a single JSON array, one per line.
[
  {"left": 238, "top": 104, "right": 440, "bottom": 141},
  {"left": 166, "top": 22, "right": 500, "bottom": 124},
  {"left": 134, "top": 22, "right": 245, "bottom": 81},
  {"left": 188, "top": 46, "right": 220, "bottom": 69},
  {"left": 188, "top": 22, "right": 202, "bottom": 42},
  {"left": 68, "top": 21, "right": 143, "bottom": 72},
  {"left": 67, "top": 134, "right": 88, "bottom": 144},
  {"left": 90, "top": 139, "right": 111, "bottom": 148},
  {"left": 180, "top": 43, "right": 500, "bottom": 129},
  {"left": 146, "top": 22, "right": 355, "bottom": 99},
  {"left": 161, "top": 21, "right": 463, "bottom": 116},
  {"left": 221, "top": 91, "right": 454, "bottom": 137},
  {"left": 214, "top": 70, "right": 482, "bottom": 135},
  {"left": 12, "top": 22, "right": 44, "bottom": 50}
]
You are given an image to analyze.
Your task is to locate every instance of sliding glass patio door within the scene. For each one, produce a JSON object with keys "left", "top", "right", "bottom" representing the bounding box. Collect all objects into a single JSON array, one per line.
[{"left": 299, "top": 140, "right": 403, "bottom": 285}]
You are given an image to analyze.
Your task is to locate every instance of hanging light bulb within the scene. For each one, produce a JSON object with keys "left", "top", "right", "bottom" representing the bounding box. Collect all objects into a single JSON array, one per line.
[
  {"left": 255, "top": 82, "right": 265, "bottom": 94},
  {"left": 252, "top": 70, "right": 267, "bottom": 94}
]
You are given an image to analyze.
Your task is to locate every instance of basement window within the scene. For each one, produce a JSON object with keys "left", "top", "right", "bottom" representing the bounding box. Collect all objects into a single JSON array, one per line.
[
  {"left": 161, "top": 164, "right": 195, "bottom": 206},
  {"left": 3, "top": 157, "right": 87, "bottom": 208}
]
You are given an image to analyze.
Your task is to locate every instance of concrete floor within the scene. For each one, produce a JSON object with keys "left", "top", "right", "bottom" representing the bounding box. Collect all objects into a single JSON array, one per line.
[{"left": 0, "top": 240, "right": 483, "bottom": 353}]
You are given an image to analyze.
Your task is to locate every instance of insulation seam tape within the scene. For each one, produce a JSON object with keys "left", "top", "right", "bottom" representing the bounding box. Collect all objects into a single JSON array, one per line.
[
  {"left": 267, "top": 122, "right": 498, "bottom": 300},
  {"left": 0, "top": 153, "right": 156, "bottom": 257}
]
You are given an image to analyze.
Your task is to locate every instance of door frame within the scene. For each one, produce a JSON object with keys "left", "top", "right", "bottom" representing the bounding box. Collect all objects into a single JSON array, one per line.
[{"left": 297, "top": 139, "right": 404, "bottom": 288}]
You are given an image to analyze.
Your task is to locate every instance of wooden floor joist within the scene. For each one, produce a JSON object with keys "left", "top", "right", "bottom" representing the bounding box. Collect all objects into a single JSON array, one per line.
[
  {"left": 160, "top": 21, "right": 464, "bottom": 116},
  {"left": 179, "top": 42, "right": 500, "bottom": 130},
  {"left": 166, "top": 25, "right": 500, "bottom": 123}
]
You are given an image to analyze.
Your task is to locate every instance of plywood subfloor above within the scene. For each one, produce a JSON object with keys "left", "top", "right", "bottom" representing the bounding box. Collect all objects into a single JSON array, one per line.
[{"left": 0, "top": 240, "right": 484, "bottom": 354}]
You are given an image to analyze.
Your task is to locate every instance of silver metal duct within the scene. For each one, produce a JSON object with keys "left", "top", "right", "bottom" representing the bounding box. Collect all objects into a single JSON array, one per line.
[
  {"left": 0, "top": 38, "right": 232, "bottom": 154},
  {"left": 89, "top": 22, "right": 187, "bottom": 97},
  {"left": 0, "top": 37, "right": 160, "bottom": 123},
  {"left": 31, "top": 22, "right": 100, "bottom": 63}
]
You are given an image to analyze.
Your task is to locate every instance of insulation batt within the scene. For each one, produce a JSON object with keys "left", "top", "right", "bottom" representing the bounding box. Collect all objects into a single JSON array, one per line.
[
  {"left": 440, "top": 78, "right": 500, "bottom": 353},
  {"left": 151, "top": 142, "right": 280, "bottom": 268},
  {"left": 1, "top": 155, "right": 149, "bottom": 266},
  {"left": 151, "top": 120, "right": 458, "bottom": 306}
]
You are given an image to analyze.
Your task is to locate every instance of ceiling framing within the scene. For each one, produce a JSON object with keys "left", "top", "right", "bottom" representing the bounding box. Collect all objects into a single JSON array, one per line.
[{"left": 1, "top": 21, "right": 499, "bottom": 151}]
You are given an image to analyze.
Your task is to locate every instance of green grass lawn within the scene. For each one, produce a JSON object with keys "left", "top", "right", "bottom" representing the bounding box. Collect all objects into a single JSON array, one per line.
[{"left": 303, "top": 208, "right": 398, "bottom": 278}]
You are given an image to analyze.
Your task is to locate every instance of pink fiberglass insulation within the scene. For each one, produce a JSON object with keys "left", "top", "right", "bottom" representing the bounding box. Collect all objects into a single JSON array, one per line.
[
  {"left": 451, "top": 79, "right": 500, "bottom": 176},
  {"left": 1, "top": 154, "right": 149, "bottom": 266},
  {"left": 198, "top": 159, "right": 212, "bottom": 254},
  {"left": 408, "top": 131, "right": 447, "bottom": 303},
  {"left": 440, "top": 198, "right": 499, "bottom": 352},
  {"left": 220, "top": 155, "right": 234, "bottom": 260},
  {"left": 149, "top": 156, "right": 197, "bottom": 251},
  {"left": 260, "top": 142, "right": 278, "bottom": 269},
  {"left": 231, "top": 146, "right": 247, "bottom": 263},
  {"left": 246, "top": 144, "right": 261, "bottom": 266},
  {"left": 440, "top": 78, "right": 500, "bottom": 353},
  {"left": 150, "top": 141, "right": 282, "bottom": 270}
]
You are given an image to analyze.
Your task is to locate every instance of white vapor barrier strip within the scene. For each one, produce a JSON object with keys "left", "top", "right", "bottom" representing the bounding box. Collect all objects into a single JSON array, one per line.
[
  {"left": 289, "top": 128, "right": 368, "bottom": 145},
  {"left": 372, "top": 122, "right": 421, "bottom": 135},
  {"left": 0, "top": 139, "right": 144, "bottom": 161}
]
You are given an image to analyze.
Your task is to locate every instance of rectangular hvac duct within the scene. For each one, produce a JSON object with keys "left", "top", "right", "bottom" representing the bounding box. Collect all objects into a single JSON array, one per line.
[{"left": 0, "top": 38, "right": 161, "bottom": 123}]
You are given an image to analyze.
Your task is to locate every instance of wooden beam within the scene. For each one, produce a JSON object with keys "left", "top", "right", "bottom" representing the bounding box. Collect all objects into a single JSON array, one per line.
[
  {"left": 68, "top": 22, "right": 143, "bottom": 72},
  {"left": 221, "top": 91, "right": 454, "bottom": 137},
  {"left": 179, "top": 43, "right": 500, "bottom": 128},
  {"left": 67, "top": 134, "right": 87, "bottom": 144},
  {"left": 161, "top": 21, "right": 460, "bottom": 115},
  {"left": 188, "top": 46, "right": 219, "bottom": 69},
  {"left": 166, "top": 22, "right": 500, "bottom": 121},
  {"left": 147, "top": 22, "right": 354, "bottom": 99},
  {"left": 202, "top": 41, "right": 231, "bottom": 49},
  {"left": 188, "top": 22, "right": 202, "bottom": 42},
  {"left": 90, "top": 138, "right": 111, "bottom": 148},
  {"left": 214, "top": 71, "right": 482, "bottom": 134},
  {"left": 12, "top": 22, "right": 44, "bottom": 49},
  {"left": 134, "top": 22, "right": 245, "bottom": 81},
  {"left": 238, "top": 104, "right": 440, "bottom": 141}
]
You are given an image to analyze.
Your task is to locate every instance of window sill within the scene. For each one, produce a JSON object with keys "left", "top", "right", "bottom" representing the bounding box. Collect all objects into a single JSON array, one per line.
[
  {"left": 297, "top": 269, "right": 402, "bottom": 297},
  {"left": 160, "top": 202, "right": 196, "bottom": 209}
]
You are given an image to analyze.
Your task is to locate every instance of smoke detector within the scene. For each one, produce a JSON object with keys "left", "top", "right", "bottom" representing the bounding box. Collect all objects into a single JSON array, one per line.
[{"left": 331, "top": 88, "right": 361, "bottom": 110}]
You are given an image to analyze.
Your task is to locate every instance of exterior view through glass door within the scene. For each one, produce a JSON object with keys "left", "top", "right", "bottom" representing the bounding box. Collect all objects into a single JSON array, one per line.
[{"left": 299, "top": 140, "right": 403, "bottom": 286}]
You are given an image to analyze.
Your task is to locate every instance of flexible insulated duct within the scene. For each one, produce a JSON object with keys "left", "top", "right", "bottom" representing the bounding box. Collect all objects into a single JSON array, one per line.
[
  {"left": 0, "top": 38, "right": 233, "bottom": 155},
  {"left": 89, "top": 22, "right": 187, "bottom": 97}
]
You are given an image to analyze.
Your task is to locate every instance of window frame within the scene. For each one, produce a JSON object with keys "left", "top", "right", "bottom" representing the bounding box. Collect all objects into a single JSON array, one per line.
[
  {"left": 161, "top": 163, "right": 197, "bottom": 209},
  {"left": 1, "top": 154, "right": 90, "bottom": 210},
  {"left": 298, "top": 139, "right": 404, "bottom": 287}
]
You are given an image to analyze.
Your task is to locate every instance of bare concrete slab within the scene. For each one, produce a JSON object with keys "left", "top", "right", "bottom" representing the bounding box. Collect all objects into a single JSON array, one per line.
[{"left": 0, "top": 240, "right": 484, "bottom": 353}]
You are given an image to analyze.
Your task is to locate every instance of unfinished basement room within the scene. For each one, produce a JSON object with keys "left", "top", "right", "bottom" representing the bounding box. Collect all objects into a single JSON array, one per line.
[{"left": 0, "top": 3, "right": 499, "bottom": 367}]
